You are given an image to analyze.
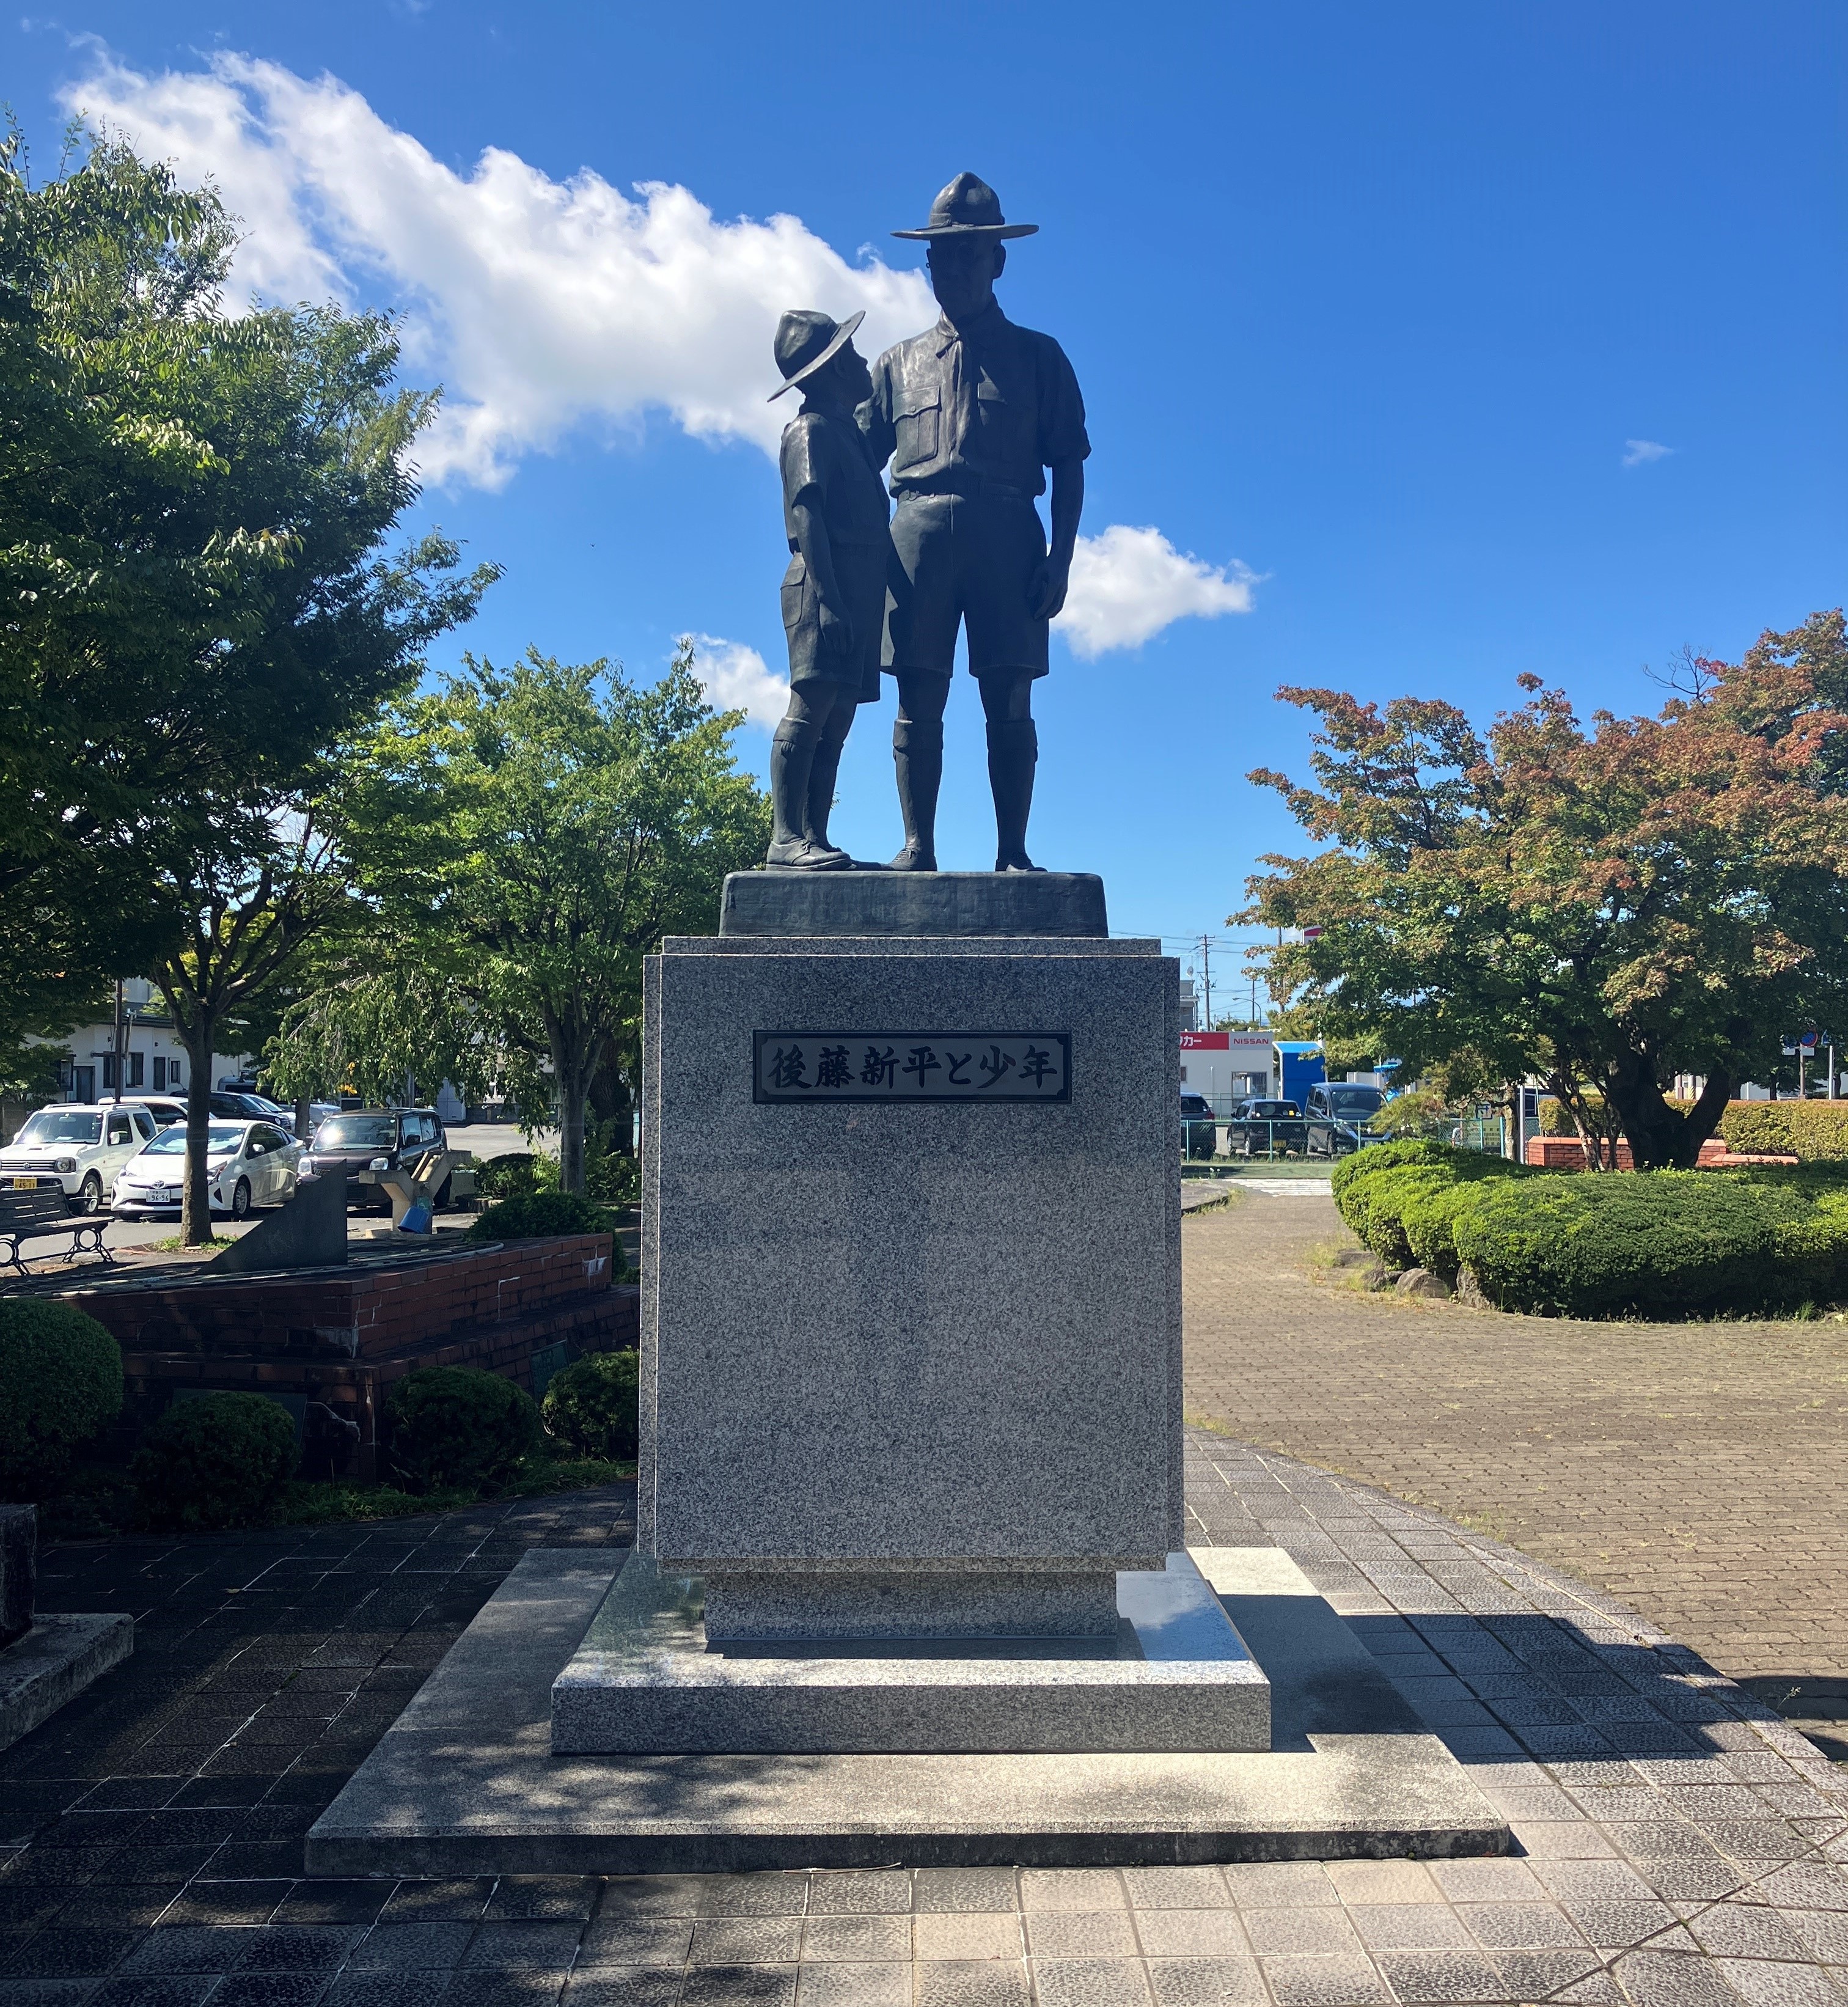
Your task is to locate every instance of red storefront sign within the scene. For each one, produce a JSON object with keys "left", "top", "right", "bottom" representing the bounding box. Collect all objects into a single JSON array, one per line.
[{"left": 1179, "top": 1032, "right": 1231, "bottom": 1051}]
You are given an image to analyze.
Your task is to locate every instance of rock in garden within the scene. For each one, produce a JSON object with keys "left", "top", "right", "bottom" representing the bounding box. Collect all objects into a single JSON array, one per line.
[{"left": 1395, "top": 1267, "right": 1453, "bottom": 1300}]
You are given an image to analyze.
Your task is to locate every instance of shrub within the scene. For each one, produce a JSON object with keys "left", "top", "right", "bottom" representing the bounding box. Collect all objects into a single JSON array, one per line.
[
  {"left": 464, "top": 1189, "right": 618, "bottom": 1248},
  {"left": 1450, "top": 1172, "right": 1800, "bottom": 1318},
  {"left": 474, "top": 1152, "right": 540, "bottom": 1202},
  {"left": 1329, "top": 1137, "right": 1454, "bottom": 1222},
  {"left": 131, "top": 1392, "right": 298, "bottom": 1532},
  {"left": 0, "top": 1299, "right": 123, "bottom": 1501},
  {"left": 541, "top": 1349, "right": 640, "bottom": 1460},
  {"left": 1721, "top": 1100, "right": 1848, "bottom": 1163},
  {"left": 384, "top": 1366, "right": 539, "bottom": 1494}
]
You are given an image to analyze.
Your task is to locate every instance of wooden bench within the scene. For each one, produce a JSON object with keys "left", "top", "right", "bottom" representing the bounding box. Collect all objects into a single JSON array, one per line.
[{"left": 0, "top": 1187, "right": 112, "bottom": 1275}]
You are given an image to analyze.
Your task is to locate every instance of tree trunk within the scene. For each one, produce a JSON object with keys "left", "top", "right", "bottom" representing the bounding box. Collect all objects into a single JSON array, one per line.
[
  {"left": 179, "top": 1012, "right": 218, "bottom": 1245},
  {"left": 1606, "top": 1059, "right": 1736, "bottom": 1170},
  {"left": 294, "top": 1093, "right": 312, "bottom": 1143},
  {"left": 551, "top": 1042, "right": 590, "bottom": 1195},
  {"left": 587, "top": 1052, "right": 634, "bottom": 1160}
]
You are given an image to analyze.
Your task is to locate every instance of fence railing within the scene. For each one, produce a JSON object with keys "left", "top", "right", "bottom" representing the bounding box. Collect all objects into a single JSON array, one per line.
[{"left": 1179, "top": 1110, "right": 1509, "bottom": 1168}]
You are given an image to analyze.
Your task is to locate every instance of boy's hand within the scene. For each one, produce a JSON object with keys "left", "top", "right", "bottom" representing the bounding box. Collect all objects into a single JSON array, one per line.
[{"left": 818, "top": 603, "right": 856, "bottom": 656}]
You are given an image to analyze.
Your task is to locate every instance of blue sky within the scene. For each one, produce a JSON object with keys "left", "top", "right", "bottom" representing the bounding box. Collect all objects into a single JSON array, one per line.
[{"left": 8, "top": 1, "right": 1844, "bottom": 983}]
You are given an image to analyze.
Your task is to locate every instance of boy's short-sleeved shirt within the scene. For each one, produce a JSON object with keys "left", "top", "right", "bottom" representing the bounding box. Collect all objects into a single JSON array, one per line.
[
  {"left": 779, "top": 409, "right": 891, "bottom": 553},
  {"left": 859, "top": 301, "right": 1089, "bottom": 501}
]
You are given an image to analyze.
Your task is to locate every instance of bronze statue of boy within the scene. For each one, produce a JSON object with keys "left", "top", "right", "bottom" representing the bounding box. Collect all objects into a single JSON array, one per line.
[{"left": 763, "top": 309, "right": 892, "bottom": 868}]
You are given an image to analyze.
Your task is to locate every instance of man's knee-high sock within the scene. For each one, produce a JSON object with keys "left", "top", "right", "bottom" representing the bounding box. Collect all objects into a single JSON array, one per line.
[
  {"left": 893, "top": 717, "right": 944, "bottom": 859},
  {"left": 987, "top": 717, "right": 1038, "bottom": 862}
]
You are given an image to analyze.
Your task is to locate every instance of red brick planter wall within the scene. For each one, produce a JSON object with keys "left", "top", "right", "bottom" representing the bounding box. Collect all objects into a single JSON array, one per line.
[{"left": 59, "top": 1236, "right": 640, "bottom": 1482}]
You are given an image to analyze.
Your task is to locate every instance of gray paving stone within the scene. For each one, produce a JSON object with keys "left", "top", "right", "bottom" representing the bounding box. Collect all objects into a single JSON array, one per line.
[
  {"left": 794, "top": 1915, "right": 908, "bottom": 1964},
  {"left": 1027, "top": 1959, "right": 1154, "bottom": 2006},
  {"left": 1023, "top": 1912, "right": 1139, "bottom": 1959},
  {"left": 791, "top": 1962, "right": 909, "bottom": 2006},
  {"left": 1128, "top": 1913, "right": 1247, "bottom": 1960},
  {"left": 1253, "top": 1951, "right": 1391, "bottom": 2005},
  {"left": 1142, "top": 1958, "right": 1267, "bottom": 2006}
]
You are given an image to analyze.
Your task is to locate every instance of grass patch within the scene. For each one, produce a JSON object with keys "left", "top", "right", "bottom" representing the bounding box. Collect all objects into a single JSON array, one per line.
[{"left": 137, "top": 1233, "right": 226, "bottom": 1253}]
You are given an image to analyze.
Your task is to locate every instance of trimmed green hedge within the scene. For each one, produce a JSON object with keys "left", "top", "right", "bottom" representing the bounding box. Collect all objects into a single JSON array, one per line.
[
  {"left": 541, "top": 1349, "right": 639, "bottom": 1460},
  {"left": 464, "top": 1189, "right": 618, "bottom": 1247},
  {"left": 1720, "top": 1101, "right": 1848, "bottom": 1163},
  {"left": 131, "top": 1392, "right": 298, "bottom": 1532},
  {"left": 385, "top": 1366, "right": 540, "bottom": 1494},
  {"left": 1333, "top": 1145, "right": 1848, "bottom": 1316},
  {"left": 0, "top": 1299, "right": 123, "bottom": 1501},
  {"left": 1332, "top": 1142, "right": 1531, "bottom": 1277}
]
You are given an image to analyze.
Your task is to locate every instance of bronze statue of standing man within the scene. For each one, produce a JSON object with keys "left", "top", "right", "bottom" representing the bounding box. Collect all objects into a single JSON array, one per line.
[{"left": 859, "top": 173, "right": 1090, "bottom": 873}]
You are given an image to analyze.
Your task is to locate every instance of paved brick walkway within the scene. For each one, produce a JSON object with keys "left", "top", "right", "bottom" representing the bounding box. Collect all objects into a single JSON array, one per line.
[
  {"left": 6, "top": 1440, "right": 1848, "bottom": 2005},
  {"left": 1182, "top": 1191, "right": 1848, "bottom": 1704}
]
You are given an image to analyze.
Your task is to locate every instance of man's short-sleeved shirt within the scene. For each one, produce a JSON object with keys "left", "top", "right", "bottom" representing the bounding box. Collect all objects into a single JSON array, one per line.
[
  {"left": 859, "top": 302, "right": 1089, "bottom": 501},
  {"left": 779, "top": 408, "right": 892, "bottom": 552}
]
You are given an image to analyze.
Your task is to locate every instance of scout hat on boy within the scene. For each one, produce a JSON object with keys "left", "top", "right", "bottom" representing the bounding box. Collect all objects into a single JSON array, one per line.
[
  {"left": 892, "top": 171, "right": 1039, "bottom": 241},
  {"left": 767, "top": 308, "right": 865, "bottom": 401}
]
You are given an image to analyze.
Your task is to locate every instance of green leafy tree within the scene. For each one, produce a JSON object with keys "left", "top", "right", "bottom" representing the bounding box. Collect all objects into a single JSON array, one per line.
[
  {"left": 1, "top": 128, "right": 495, "bottom": 1233},
  {"left": 271, "top": 645, "right": 769, "bottom": 1191},
  {"left": 1243, "top": 614, "right": 1848, "bottom": 1169}
]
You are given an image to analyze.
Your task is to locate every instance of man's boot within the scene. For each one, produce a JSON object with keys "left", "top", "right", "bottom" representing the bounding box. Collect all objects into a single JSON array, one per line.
[
  {"left": 988, "top": 718, "right": 1042, "bottom": 871},
  {"left": 805, "top": 730, "right": 853, "bottom": 862},
  {"left": 889, "top": 717, "right": 942, "bottom": 871},
  {"left": 768, "top": 717, "right": 848, "bottom": 868}
]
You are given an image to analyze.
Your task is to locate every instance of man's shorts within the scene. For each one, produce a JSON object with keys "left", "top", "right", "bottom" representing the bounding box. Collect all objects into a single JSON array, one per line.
[{"left": 885, "top": 492, "right": 1049, "bottom": 680}]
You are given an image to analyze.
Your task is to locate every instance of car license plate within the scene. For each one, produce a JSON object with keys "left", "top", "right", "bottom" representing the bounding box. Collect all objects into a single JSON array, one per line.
[{"left": 10, "top": 1177, "right": 35, "bottom": 1189}]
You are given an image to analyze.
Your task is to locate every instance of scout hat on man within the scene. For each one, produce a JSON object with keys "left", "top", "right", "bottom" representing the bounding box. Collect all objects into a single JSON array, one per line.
[
  {"left": 892, "top": 171, "right": 1039, "bottom": 241},
  {"left": 767, "top": 308, "right": 865, "bottom": 402}
]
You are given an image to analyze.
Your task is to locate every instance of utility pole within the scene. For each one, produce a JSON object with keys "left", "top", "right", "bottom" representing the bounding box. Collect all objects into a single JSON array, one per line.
[
  {"left": 1197, "top": 936, "right": 1212, "bottom": 1032},
  {"left": 112, "top": 979, "right": 124, "bottom": 1104}
]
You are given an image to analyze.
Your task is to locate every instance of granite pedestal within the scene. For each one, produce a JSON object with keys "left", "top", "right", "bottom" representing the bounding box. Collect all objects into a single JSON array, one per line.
[
  {"left": 552, "top": 1549, "right": 1268, "bottom": 1754},
  {"left": 638, "top": 893, "right": 1177, "bottom": 1628}
]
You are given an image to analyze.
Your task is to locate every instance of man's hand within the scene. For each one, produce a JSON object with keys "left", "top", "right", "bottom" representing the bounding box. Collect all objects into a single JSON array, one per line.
[
  {"left": 1028, "top": 555, "right": 1071, "bottom": 622},
  {"left": 818, "top": 602, "right": 856, "bottom": 656}
]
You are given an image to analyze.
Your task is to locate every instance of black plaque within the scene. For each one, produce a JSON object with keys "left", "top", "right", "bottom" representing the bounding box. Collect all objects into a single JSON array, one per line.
[{"left": 754, "top": 1032, "right": 1072, "bottom": 1104}]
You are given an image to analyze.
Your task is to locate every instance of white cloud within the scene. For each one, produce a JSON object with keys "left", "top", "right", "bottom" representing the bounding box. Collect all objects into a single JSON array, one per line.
[
  {"left": 63, "top": 51, "right": 1263, "bottom": 656},
  {"left": 1623, "top": 438, "right": 1674, "bottom": 468},
  {"left": 62, "top": 51, "right": 934, "bottom": 485},
  {"left": 689, "top": 635, "right": 788, "bottom": 732},
  {"left": 1055, "top": 525, "right": 1258, "bottom": 658}
]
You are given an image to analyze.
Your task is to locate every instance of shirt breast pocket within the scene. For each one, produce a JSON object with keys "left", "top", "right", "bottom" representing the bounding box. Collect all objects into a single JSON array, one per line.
[
  {"left": 972, "top": 378, "right": 1030, "bottom": 465},
  {"left": 893, "top": 389, "right": 940, "bottom": 472}
]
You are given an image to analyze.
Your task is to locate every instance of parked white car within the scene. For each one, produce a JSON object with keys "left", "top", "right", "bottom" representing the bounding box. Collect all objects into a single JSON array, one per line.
[
  {"left": 112, "top": 1119, "right": 304, "bottom": 1220},
  {"left": 0, "top": 1103, "right": 158, "bottom": 1211}
]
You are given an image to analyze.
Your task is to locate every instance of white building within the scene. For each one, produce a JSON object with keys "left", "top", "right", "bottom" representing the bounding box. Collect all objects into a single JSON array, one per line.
[
  {"left": 1178, "top": 1032, "right": 1274, "bottom": 1109},
  {"left": 37, "top": 980, "right": 251, "bottom": 1106}
]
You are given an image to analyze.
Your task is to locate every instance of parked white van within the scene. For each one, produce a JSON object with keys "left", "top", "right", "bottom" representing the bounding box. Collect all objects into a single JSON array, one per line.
[{"left": 0, "top": 1104, "right": 159, "bottom": 1211}]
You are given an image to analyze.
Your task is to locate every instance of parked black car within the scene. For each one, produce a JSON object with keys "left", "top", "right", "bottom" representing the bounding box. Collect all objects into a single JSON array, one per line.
[
  {"left": 1225, "top": 1097, "right": 1307, "bottom": 1159},
  {"left": 300, "top": 1107, "right": 451, "bottom": 1211},
  {"left": 1305, "top": 1081, "right": 1387, "bottom": 1158},
  {"left": 1181, "top": 1092, "right": 1220, "bottom": 1161}
]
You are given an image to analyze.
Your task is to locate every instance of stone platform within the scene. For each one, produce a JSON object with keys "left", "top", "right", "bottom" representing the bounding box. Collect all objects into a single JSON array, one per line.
[
  {"left": 306, "top": 1545, "right": 1508, "bottom": 1873},
  {"left": 549, "top": 1549, "right": 1270, "bottom": 1755},
  {"left": 719, "top": 868, "right": 1108, "bottom": 938}
]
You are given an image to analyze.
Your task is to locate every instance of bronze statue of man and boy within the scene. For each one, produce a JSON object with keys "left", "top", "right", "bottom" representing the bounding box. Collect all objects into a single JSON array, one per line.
[{"left": 765, "top": 172, "right": 1088, "bottom": 874}]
